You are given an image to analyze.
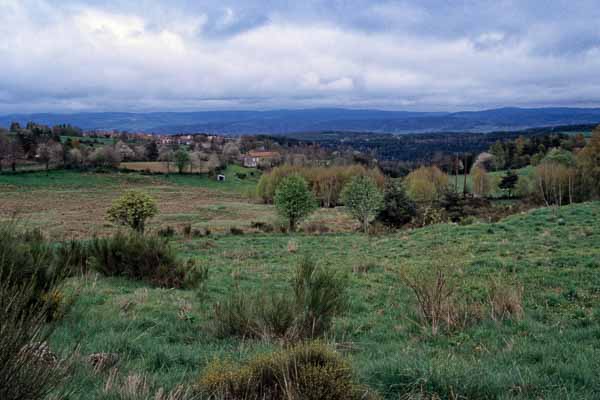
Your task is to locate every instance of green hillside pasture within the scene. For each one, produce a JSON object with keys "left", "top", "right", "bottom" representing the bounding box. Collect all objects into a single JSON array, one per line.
[{"left": 50, "top": 202, "right": 600, "bottom": 399}]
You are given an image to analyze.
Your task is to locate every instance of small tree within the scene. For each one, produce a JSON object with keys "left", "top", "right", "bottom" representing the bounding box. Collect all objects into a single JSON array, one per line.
[
  {"left": 341, "top": 175, "right": 384, "bottom": 233},
  {"left": 145, "top": 141, "right": 159, "bottom": 161},
  {"left": 471, "top": 165, "right": 493, "bottom": 197},
  {"left": 174, "top": 149, "right": 190, "bottom": 174},
  {"left": 376, "top": 180, "right": 417, "bottom": 228},
  {"left": 107, "top": 190, "right": 158, "bottom": 233},
  {"left": 404, "top": 166, "right": 449, "bottom": 203},
  {"left": 274, "top": 175, "right": 317, "bottom": 232}
]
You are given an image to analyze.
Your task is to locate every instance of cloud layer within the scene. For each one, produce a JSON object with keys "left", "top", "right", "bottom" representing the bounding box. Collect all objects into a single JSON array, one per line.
[{"left": 1, "top": 0, "right": 600, "bottom": 113}]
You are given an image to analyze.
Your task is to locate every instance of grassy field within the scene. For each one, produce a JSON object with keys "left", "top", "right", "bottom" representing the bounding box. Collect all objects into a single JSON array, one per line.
[
  {"left": 46, "top": 201, "right": 600, "bottom": 399},
  {"left": 3, "top": 169, "right": 600, "bottom": 398},
  {"left": 0, "top": 168, "right": 354, "bottom": 239}
]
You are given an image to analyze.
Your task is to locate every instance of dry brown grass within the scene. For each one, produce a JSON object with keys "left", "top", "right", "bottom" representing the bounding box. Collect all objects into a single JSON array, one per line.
[
  {"left": 121, "top": 162, "right": 209, "bottom": 174},
  {"left": 0, "top": 172, "right": 357, "bottom": 239}
]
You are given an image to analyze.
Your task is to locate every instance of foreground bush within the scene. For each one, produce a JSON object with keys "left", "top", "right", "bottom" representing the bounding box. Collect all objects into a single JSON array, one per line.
[
  {"left": 0, "top": 223, "right": 66, "bottom": 315},
  {"left": 197, "top": 342, "right": 376, "bottom": 400},
  {"left": 54, "top": 239, "right": 91, "bottom": 276},
  {"left": 0, "top": 279, "right": 70, "bottom": 400},
  {"left": 89, "top": 232, "right": 198, "bottom": 288},
  {"left": 213, "top": 258, "right": 347, "bottom": 341}
]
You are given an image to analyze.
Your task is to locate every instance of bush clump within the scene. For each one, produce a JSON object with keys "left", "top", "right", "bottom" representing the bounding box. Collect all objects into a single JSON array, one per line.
[
  {"left": 0, "top": 275, "right": 71, "bottom": 400},
  {"left": 212, "top": 258, "right": 347, "bottom": 341},
  {"left": 89, "top": 232, "right": 197, "bottom": 288},
  {"left": 0, "top": 224, "right": 66, "bottom": 315},
  {"left": 197, "top": 342, "right": 375, "bottom": 400},
  {"left": 54, "top": 239, "right": 91, "bottom": 276}
]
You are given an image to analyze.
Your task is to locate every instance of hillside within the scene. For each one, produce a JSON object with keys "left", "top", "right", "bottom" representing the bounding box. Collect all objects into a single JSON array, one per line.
[
  {"left": 44, "top": 200, "right": 600, "bottom": 399},
  {"left": 2, "top": 107, "right": 600, "bottom": 134},
  {"left": 2, "top": 168, "right": 599, "bottom": 398}
]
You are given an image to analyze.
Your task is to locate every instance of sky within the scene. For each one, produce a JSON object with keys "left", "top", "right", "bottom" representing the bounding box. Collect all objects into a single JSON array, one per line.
[{"left": 1, "top": 0, "right": 600, "bottom": 113}]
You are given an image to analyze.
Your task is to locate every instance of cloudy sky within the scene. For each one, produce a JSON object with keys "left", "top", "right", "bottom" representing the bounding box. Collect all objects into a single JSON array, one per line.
[{"left": 1, "top": 0, "right": 600, "bottom": 113}]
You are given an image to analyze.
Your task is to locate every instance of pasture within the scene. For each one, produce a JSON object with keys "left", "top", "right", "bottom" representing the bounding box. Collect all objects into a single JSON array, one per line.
[
  {"left": 0, "top": 168, "right": 354, "bottom": 239},
  {"left": 2, "top": 168, "right": 600, "bottom": 399},
  {"left": 51, "top": 201, "right": 600, "bottom": 399}
]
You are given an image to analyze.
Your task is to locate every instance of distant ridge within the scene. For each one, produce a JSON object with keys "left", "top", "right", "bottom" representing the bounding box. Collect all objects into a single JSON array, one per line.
[{"left": 1, "top": 107, "right": 600, "bottom": 135}]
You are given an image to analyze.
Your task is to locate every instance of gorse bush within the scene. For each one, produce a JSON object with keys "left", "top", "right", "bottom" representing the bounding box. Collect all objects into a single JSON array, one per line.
[
  {"left": 0, "top": 278, "right": 71, "bottom": 400},
  {"left": 89, "top": 232, "right": 198, "bottom": 288},
  {"left": 0, "top": 223, "right": 66, "bottom": 315},
  {"left": 291, "top": 257, "right": 348, "bottom": 339},
  {"left": 197, "top": 342, "right": 375, "bottom": 400},
  {"left": 54, "top": 239, "right": 90, "bottom": 276},
  {"left": 213, "top": 258, "right": 347, "bottom": 341}
]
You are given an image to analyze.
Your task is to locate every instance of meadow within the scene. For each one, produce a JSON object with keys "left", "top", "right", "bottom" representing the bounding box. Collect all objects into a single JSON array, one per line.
[{"left": 2, "top": 169, "right": 600, "bottom": 399}]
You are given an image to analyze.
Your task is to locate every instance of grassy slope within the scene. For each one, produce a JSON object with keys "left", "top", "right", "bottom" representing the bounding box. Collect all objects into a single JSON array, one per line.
[{"left": 51, "top": 202, "right": 600, "bottom": 399}]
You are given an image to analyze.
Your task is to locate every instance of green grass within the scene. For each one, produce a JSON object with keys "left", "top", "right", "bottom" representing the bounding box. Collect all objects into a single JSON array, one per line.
[
  {"left": 159, "top": 165, "right": 260, "bottom": 192},
  {"left": 49, "top": 201, "right": 600, "bottom": 399},
  {"left": 60, "top": 135, "right": 117, "bottom": 145},
  {"left": 0, "top": 166, "right": 259, "bottom": 194}
]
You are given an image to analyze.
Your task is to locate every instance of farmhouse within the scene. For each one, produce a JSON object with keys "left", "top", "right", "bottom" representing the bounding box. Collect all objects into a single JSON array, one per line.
[{"left": 243, "top": 150, "right": 280, "bottom": 168}]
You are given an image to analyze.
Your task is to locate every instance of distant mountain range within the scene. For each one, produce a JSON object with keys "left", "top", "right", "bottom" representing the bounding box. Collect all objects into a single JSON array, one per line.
[{"left": 2, "top": 107, "right": 600, "bottom": 135}]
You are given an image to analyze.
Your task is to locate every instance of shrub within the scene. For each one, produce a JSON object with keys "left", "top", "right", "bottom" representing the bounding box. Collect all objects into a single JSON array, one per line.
[
  {"left": 89, "top": 232, "right": 196, "bottom": 288},
  {"left": 181, "top": 223, "right": 192, "bottom": 237},
  {"left": 401, "top": 262, "right": 525, "bottom": 335},
  {"left": 212, "top": 258, "right": 347, "bottom": 341},
  {"left": 192, "top": 228, "right": 211, "bottom": 238},
  {"left": 375, "top": 180, "right": 417, "bottom": 228},
  {"left": 107, "top": 190, "right": 158, "bottom": 233},
  {"left": 302, "top": 221, "right": 329, "bottom": 234},
  {"left": 197, "top": 342, "right": 373, "bottom": 400},
  {"left": 341, "top": 175, "right": 384, "bottom": 233},
  {"left": 157, "top": 225, "right": 176, "bottom": 238},
  {"left": 0, "top": 223, "right": 65, "bottom": 314},
  {"left": 291, "top": 257, "right": 348, "bottom": 339},
  {"left": 274, "top": 175, "right": 317, "bottom": 232},
  {"left": 416, "top": 206, "right": 445, "bottom": 227},
  {"left": 0, "top": 279, "right": 71, "bottom": 400},
  {"left": 488, "top": 279, "right": 524, "bottom": 321},
  {"left": 251, "top": 221, "right": 274, "bottom": 233},
  {"left": 212, "top": 291, "right": 258, "bottom": 338},
  {"left": 229, "top": 226, "right": 244, "bottom": 235},
  {"left": 54, "top": 239, "right": 90, "bottom": 276}
]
